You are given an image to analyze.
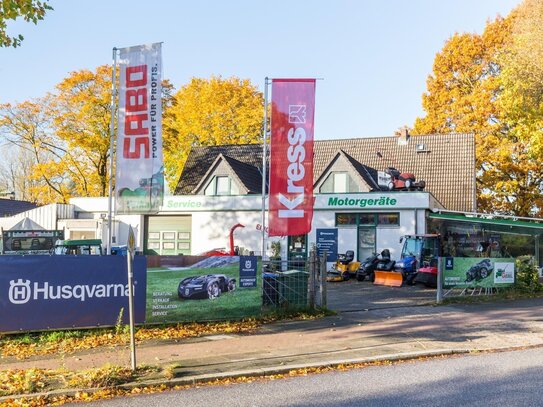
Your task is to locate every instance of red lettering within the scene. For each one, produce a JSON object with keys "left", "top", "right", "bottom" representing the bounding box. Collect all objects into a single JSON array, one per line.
[
  {"left": 126, "top": 65, "right": 147, "bottom": 87},
  {"left": 124, "top": 114, "right": 148, "bottom": 135},
  {"left": 126, "top": 88, "right": 147, "bottom": 112},
  {"left": 123, "top": 137, "right": 149, "bottom": 159}
]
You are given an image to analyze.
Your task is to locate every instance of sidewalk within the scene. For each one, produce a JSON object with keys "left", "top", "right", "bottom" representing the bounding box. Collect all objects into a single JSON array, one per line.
[{"left": 2, "top": 297, "right": 543, "bottom": 390}]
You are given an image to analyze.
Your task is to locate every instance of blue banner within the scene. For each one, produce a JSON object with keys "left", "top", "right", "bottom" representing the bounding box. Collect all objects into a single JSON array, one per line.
[
  {"left": 0, "top": 256, "right": 146, "bottom": 332},
  {"left": 239, "top": 256, "right": 257, "bottom": 288},
  {"left": 316, "top": 229, "right": 338, "bottom": 262}
]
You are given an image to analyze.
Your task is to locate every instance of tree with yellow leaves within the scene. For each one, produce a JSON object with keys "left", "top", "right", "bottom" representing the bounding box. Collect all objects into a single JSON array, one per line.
[
  {"left": 412, "top": 7, "right": 543, "bottom": 217},
  {"left": 163, "top": 76, "right": 264, "bottom": 191}
]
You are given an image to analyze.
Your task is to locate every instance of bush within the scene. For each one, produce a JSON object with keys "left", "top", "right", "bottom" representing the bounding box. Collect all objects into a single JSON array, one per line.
[{"left": 515, "top": 257, "right": 542, "bottom": 293}]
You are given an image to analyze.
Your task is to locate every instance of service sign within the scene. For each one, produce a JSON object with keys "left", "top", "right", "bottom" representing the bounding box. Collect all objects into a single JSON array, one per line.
[{"left": 116, "top": 43, "right": 164, "bottom": 214}]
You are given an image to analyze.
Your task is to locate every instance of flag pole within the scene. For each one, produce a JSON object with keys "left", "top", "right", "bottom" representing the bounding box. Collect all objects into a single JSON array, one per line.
[
  {"left": 107, "top": 47, "right": 118, "bottom": 255},
  {"left": 261, "top": 77, "right": 270, "bottom": 259}
]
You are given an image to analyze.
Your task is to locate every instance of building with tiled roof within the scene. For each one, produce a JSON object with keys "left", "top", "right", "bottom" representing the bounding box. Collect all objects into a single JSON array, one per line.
[{"left": 175, "top": 131, "right": 476, "bottom": 212}]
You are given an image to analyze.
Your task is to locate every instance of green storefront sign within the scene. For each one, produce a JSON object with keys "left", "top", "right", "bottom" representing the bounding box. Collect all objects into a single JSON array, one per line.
[
  {"left": 443, "top": 257, "right": 515, "bottom": 289},
  {"left": 327, "top": 196, "right": 397, "bottom": 208}
]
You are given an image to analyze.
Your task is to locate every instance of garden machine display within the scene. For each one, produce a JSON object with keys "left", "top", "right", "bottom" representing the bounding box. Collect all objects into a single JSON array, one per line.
[
  {"left": 372, "top": 249, "right": 401, "bottom": 286},
  {"left": 327, "top": 250, "right": 360, "bottom": 282},
  {"left": 395, "top": 234, "right": 441, "bottom": 287}
]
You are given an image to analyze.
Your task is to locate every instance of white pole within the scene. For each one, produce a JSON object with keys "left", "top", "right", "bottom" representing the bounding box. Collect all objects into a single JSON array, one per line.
[
  {"left": 127, "top": 225, "right": 137, "bottom": 370},
  {"left": 261, "top": 77, "right": 270, "bottom": 259},
  {"left": 107, "top": 48, "right": 118, "bottom": 255}
]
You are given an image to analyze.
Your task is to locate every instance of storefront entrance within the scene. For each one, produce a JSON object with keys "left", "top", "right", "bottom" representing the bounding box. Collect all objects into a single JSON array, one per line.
[
  {"left": 288, "top": 234, "right": 307, "bottom": 268},
  {"left": 358, "top": 227, "right": 376, "bottom": 261}
]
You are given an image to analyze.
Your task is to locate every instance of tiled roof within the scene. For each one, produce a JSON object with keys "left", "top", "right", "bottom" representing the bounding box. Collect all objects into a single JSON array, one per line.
[
  {"left": 175, "top": 144, "right": 264, "bottom": 195},
  {"left": 341, "top": 150, "right": 381, "bottom": 191},
  {"left": 0, "top": 198, "right": 38, "bottom": 217},
  {"left": 174, "top": 133, "right": 476, "bottom": 212},
  {"left": 221, "top": 155, "right": 263, "bottom": 194}
]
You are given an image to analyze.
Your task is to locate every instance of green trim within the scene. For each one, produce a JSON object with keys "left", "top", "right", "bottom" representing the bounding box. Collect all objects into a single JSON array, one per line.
[{"left": 429, "top": 213, "right": 543, "bottom": 233}]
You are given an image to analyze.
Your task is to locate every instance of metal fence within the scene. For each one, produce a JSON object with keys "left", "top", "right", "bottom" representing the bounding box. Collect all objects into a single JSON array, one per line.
[{"left": 262, "top": 250, "right": 327, "bottom": 310}]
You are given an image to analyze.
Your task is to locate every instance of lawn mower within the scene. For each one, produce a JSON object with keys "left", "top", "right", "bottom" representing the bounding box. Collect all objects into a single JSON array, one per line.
[
  {"left": 327, "top": 250, "right": 360, "bottom": 282},
  {"left": 385, "top": 167, "right": 426, "bottom": 191},
  {"left": 356, "top": 252, "right": 381, "bottom": 282}
]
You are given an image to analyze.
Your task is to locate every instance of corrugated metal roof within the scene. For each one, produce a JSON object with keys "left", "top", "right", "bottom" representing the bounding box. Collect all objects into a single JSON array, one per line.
[{"left": 174, "top": 133, "right": 476, "bottom": 212}]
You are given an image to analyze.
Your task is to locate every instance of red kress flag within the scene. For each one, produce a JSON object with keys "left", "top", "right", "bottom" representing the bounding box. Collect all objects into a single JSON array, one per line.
[{"left": 268, "top": 79, "right": 316, "bottom": 237}]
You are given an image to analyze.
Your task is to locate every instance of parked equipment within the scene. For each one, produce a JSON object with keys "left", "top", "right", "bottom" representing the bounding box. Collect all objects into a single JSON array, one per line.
[
  {"left": 356, "top": 252, "right": 381, "bottom": 281},
  {"left": 327, "top": 250, "right": 360, "bottom": 282},
  {"left": 373, "top": 249, "right": 401, "bottom": 286},
  {"left": 395, "top": 234, "right": 441, "bottom": 287},
  {"left": 385, "top": 167, "right": 426, "bottom": 191},
  {"left": 52, "top": 239, "right": 103, "bottom": 255},
  {"left": 198, "top": 223, "right": 245, "bottom": 256}
]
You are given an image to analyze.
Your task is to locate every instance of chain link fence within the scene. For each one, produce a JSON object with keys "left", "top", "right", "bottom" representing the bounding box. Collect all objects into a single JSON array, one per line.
[{"left": 262, "top": 250, "right": 327, "bottom": 310}]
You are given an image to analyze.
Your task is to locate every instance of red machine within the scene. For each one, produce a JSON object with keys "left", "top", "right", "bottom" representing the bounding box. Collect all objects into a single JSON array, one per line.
[
  {"left": 199, "top": 223, "right": 245, "bottom": 256},
  {"left": 386, "top": 167, "right": 426, "bottom": 191}
]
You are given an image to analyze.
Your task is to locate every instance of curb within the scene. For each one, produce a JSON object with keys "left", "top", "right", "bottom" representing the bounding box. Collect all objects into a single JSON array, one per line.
[{"left": 0, "top": 348, "right": 470, "bottom": 403}]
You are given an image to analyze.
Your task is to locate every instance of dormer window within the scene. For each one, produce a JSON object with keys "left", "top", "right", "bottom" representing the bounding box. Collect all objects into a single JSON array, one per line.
[
  {"left": 319, "top": 172, "right": 359, "bottom": 193},
  {"left": 204, "top": 176, "right": 239, "bottom": 196}
]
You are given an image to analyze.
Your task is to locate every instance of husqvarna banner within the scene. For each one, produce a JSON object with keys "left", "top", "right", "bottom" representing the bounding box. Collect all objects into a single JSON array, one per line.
[
  {"left": 0, "top": 256, "right": 146, "bottom": 332},
  {"left": 268, "top": 79, "right": 316, "bottom": 236},
  {"left": 116, "top": 42, "right": 164, "bottom": 214}
]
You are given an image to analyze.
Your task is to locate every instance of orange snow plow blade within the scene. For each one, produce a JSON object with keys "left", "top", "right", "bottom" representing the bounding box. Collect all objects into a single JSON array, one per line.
[{"left": 373, "top": 271, "right": 403, "bottom": 287}]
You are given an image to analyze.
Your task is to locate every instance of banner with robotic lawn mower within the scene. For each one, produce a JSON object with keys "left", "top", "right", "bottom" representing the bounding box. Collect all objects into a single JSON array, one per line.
[
  {"left": 443, "top": 257, "right": 515, "bottom": 289},
  {"left": 146, "top": 255, "right": 262, "bottom": 324},
  {"left": 116, "top": 42, "right": 164, "bottom": 214}
]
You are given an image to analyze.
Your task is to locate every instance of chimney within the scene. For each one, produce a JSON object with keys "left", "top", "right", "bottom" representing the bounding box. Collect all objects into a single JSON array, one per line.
[{"left": 396, "top": 127, "right": 410, "bottom": 146}]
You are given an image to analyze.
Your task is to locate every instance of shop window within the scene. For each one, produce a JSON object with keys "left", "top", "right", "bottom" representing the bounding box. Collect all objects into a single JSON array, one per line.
[
  {"left": 336, "top": 213, "right": 357, "bottom": 225},
  {"left": 336, "top": 212, "right": 399, "bottom": 227},
  {"left": 377, "top": 213, "right": 399, "bottom": 226},
  {"left": 320, "top": 172, "right": 359, "bottom": 193},
  {"left": 358, "top": 214, "right": 374, "bottom": 225},
  {"left": 204, "top": 176, "right": 239, "bottom": 196}
]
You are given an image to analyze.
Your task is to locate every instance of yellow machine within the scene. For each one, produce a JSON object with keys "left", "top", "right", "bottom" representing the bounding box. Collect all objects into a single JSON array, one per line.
[{"left": 327, "top": 250, "right": 361, "bottom": 282}]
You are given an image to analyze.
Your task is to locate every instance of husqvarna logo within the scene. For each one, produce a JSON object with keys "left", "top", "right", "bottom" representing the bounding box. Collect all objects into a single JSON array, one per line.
[
  {"left": 9, "top": 279, "right": 32, "bottom": 304},
  {"left": 288, "top": 105, "right": 306, "bottom": 124},
  {"left": 245, "top": 260, "right": 252, "bottom": 269},
  {"left": 7, "top": 279, "right": 130, "bottom": 305}
]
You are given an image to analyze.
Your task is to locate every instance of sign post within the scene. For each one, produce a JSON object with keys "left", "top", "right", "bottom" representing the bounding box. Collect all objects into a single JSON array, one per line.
[{"left": 127, "top": 225, "right": 137, "bottom": 370}]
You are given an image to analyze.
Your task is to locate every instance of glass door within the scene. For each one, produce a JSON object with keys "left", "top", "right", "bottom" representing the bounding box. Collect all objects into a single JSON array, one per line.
[
  {"left": 288, "top": 234, "right": 307, "bottom": 269},
  {"left": 358, "top": 227, "right": 376, "bottom": 261}
]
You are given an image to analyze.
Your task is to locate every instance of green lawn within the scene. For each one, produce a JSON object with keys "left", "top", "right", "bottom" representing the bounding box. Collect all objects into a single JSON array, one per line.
[{"left": 146, "top": 261, "right": 262, "bottom": 323}]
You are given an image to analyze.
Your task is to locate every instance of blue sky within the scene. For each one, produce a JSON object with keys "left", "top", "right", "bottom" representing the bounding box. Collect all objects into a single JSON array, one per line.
[{"left": 0, "top": 0, "right": 520, "bottom": 140}]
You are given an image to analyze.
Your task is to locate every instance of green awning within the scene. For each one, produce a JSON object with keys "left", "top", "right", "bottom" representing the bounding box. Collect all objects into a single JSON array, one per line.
[{"left": 429, "top": 213, "right": 543, "bottom": 236}]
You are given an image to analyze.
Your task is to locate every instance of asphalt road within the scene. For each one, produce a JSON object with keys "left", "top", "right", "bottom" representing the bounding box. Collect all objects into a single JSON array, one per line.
[{"left": 81, "top": 347, "right": 543, "bottom": 407}]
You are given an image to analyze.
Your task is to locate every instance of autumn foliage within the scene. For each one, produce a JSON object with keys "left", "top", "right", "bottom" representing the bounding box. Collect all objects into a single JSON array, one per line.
[{"left": 414, "top": 0, "right": 543, "bottom": 216}]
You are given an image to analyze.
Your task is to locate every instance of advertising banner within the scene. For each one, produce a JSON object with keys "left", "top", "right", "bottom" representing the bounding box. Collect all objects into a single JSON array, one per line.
[
  {"left": 0, "top": 256, "right": 146, "bottom": 332},
  {"left": 146, "top": 256, "right": 262, "bottom": 323},
  {"left": 116, "top": 42, "right": 164, "bottom": 214},
  {"left": 2, "top": 230, "right": 63, "bottom": 255},
  {"left": 443, "top": 257, "right": 515, "bottom": 289},
  {"left": 269, "top": 79, "right": 316, "bottom": 236},
  {"left": 316, "top": 229, "right": 338, "bottom": 262}
]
